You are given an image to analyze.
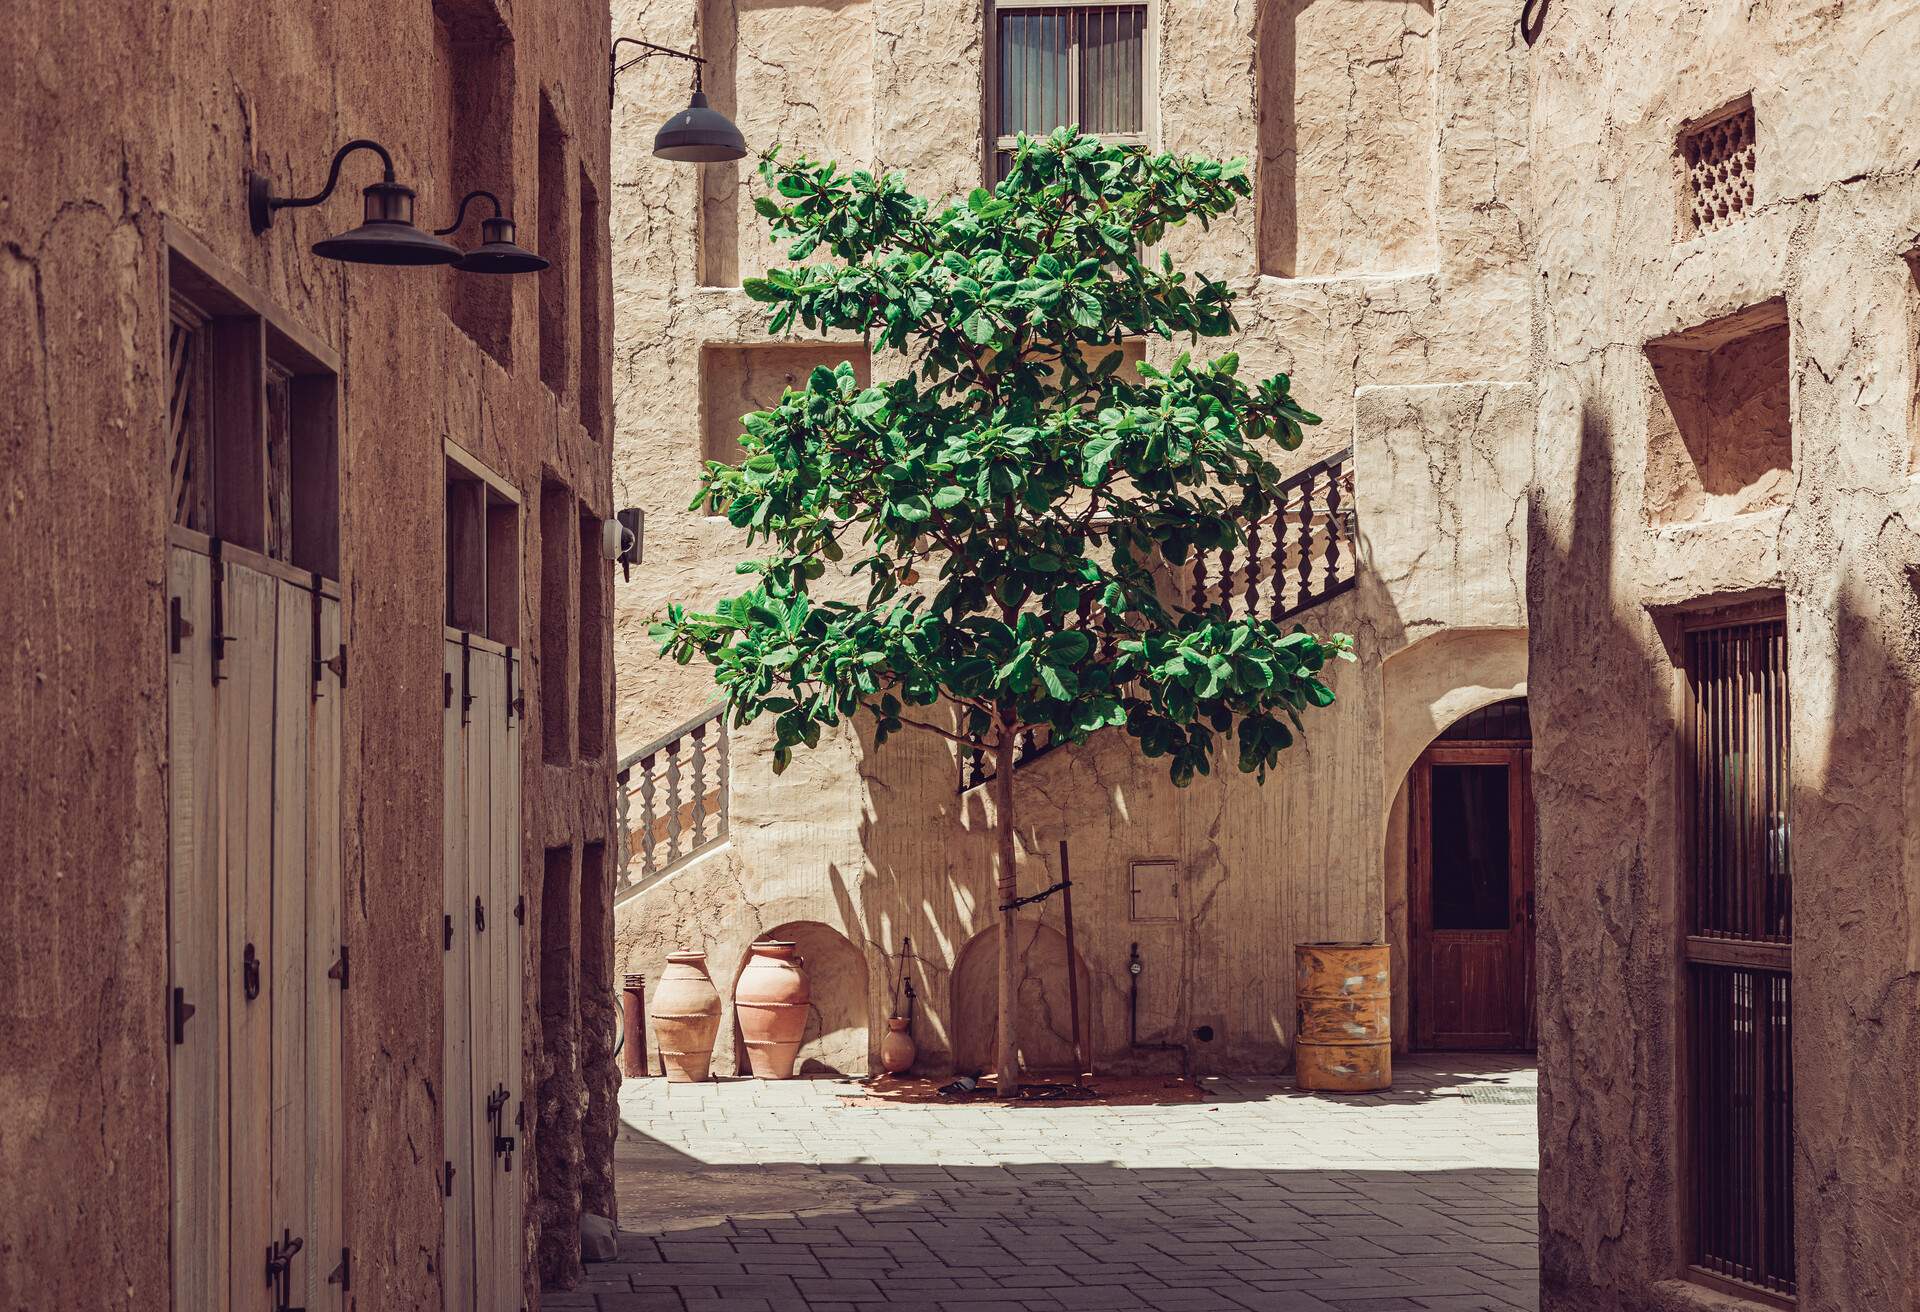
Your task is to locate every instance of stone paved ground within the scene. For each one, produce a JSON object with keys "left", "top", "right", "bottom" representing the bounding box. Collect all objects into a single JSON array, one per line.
[{"left": 552, "top": 1055, "right": 1537, "bottom": 1312}]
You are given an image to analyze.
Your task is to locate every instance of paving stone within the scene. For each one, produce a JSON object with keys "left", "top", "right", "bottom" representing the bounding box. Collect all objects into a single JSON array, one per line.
[{"left": 608, "top": 1056, "right": 1537, "bottom": 1312}]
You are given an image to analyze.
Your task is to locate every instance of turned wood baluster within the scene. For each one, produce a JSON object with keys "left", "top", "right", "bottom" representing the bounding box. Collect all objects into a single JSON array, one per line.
[
  {"left": 688, "top": 722, "right": 708, "bottom": 847},
  {"left": 1325, "top": 461, "right": 1345, "bottom": 595},
  {"left": 1191, "top": 546, "right": 1208, "bottom": 612},
  {"left": 1295, "top": 472, "right": 1313, "bottom": 613},
  {"left": 663, "top": 739, "right": 683, "bottom": 867},
  {"left": 1246, "top": 516, "right": 1264, "bottom": 620},
  {"left": 638, "top": 752, "right": 659, "bottom": 877},
  {"left": 715, "top": 712, "right": 731, "bottom": 841},
  {"left": 1219, "top": 531, "right": 1237, "bottom": 618}
]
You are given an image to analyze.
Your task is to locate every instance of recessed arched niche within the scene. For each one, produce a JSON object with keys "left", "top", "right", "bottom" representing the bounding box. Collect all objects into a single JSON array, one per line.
[{"left": 1257, "top": 0, "right": 1438, "bottom": 278}]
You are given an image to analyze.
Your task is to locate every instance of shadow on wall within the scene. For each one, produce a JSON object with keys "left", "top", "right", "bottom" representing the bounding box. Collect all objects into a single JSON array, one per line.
[
  {"left": 949, "top": 919, "right": 1092, "bottom": 1076},
  {"left": 728, "top": 920, "right": 873, "bottom": 1076}
]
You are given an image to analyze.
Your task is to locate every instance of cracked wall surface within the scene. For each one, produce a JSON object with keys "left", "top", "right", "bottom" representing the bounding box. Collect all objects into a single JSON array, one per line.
[
  {"left": 610, "top": 0, "right": 1532, "bottom": 1080},
  {"left": 0, "top": 2, "right": 615, "bottom": 1307},
  {"left": 1526, "top": 2, "right": 1920, "bottom": 1309}
]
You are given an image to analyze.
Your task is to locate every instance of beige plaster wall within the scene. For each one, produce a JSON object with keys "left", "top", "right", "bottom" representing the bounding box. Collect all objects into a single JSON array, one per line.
[
  {"left": 1526, "top": 2, "right": 1920, "bottom": 1308},
  {"left": 610, "top": 0, "right": 1534, "bottom": 1079}
]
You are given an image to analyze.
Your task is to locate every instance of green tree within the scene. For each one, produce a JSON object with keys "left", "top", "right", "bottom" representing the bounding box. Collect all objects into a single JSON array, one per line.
[{"left": 654, "top": 129, "right": 1353, "bottom": 1091}]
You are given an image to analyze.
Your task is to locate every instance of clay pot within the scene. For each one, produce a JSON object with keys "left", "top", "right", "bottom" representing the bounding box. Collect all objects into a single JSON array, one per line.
[
  {"left": 650, "top": 951, "right": 722, "bottom": 1083},
  {"left": 879, "top": 1016, "right": 916, "bottom": 1075},
  {"left": 734, "top": 941, "right": 812, "bottom": 1079}
]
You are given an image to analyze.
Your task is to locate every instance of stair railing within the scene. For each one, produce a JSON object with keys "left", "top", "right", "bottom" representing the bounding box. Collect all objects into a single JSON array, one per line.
[
  {"left": 957, "top": 446, "right": 1360, "bottom": 793},
  {"left": 615, "top": 701, "right": 729, "bottom": 901},
  {"left": 1190, "top": 446, "right": 1357, "bottom": 622}
]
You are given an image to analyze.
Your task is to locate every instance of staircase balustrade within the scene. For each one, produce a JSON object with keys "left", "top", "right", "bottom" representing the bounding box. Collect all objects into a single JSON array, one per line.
[{"left": 616, "top": 701, "right": 729, "bottom": 900}]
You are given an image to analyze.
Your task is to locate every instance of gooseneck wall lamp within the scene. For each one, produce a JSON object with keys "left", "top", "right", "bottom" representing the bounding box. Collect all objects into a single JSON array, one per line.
[
  {"left": 435, "top": 190, "right": 550, "bottom": 274},
  {"left": 248, "top": 139, "right": 463, "bottom": 266},
  {"left": 611, "top": 38, "right": 749, "bottom": 163}
]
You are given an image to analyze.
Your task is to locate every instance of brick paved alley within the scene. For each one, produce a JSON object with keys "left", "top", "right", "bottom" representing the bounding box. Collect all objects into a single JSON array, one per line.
[{"left": 550, "top": 1056, "right": 1537, "bottom": 1312}]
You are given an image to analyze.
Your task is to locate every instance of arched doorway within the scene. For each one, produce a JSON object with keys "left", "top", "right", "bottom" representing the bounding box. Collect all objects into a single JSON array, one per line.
[{"left": 1409, "top": 697, "right": 1535, "bottom": 1051}]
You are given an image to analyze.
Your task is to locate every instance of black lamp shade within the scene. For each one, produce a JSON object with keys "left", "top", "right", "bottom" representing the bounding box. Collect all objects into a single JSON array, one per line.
[
  {"left": 653, "top": 91, "right": 747, "bottom": 163},
  {"left": 455, "top": 216, "right": 550, "bottom": 274},
  {"left": 313, "top": 181, "right": 464, "bottom": 266}
]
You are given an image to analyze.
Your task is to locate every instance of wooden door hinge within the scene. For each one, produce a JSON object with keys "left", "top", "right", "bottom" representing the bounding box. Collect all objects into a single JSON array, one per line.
[
  {"left": 443, "top": 671, "right": 453, "bottom": 709},
  {"left": 327, "top": 945, "right": 349, "bottom": 989},
  {"left": 172, "top": 987, "right": 195, "bottom": 1045},
  {"left": 327, "top": 1246, "right": 351, "bottom": 1290},
  {"left": 443, "top": 914, "right": 454, "bottom": 951},
  {"left": 208, "top": 537, "right": 231, "bottom": 685},
  {"left": 169, "top": 596, "right": 193, "bottom": 655},
  {"left": 444, "top": 1161, "right": 455, "bottom": 1198},
  {"left": 513, "top": 894, "right": 525, "bottom": 925}
]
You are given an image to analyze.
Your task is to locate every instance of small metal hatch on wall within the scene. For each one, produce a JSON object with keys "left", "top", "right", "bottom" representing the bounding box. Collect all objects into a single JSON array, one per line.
[{"left": 1129, "top": 859, "right": 1181, "bottom": 923}]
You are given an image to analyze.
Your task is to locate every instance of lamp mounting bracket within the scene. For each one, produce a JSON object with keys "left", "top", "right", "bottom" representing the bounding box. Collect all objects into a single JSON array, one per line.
[
  {"left": 249, "top": 138, "right": 399, "bottom": 235},
  {"left": 611, "top": 37, "right": 708, "bottom": 104},
  {"left": 434, "top": 189, "right": 504, "bottom": 237}
]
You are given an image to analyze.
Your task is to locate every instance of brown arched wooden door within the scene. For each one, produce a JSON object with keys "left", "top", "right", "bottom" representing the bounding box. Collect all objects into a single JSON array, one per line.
[{"left": 1409, "top": 698, "right": 1536, "bottom": 1051}]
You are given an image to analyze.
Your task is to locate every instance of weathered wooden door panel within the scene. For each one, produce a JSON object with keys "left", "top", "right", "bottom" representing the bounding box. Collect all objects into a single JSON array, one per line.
[
  {"left": 270, "top": 580, "right": 312, "bottom": 1294},
  {"left": 1411, "top": 745, "right": 1536, "bottom": 1051},
  {"left": 442, "top": 639, "right": 476, "bottom": 1312},
  {"left": 222, "top": 560, "right": 278, "bottom": 1312},
  {"left": 494, "top": 649, "right": 524, "bottom": 1300},
  {"left": 306, "top": 587, "right": 346, "bottom": 1308},
  {"left": 168, "top": 547, "right": 227, "bottom": 1312},
  {"left": 466, "top": 650, "right": 499, "bottom": 1310},
  {"left": 444, "top": 637, "right": 523, "bottom": 1312},
  {"left": 169, "top": 546, "right": 344, "bottom": 1312}
]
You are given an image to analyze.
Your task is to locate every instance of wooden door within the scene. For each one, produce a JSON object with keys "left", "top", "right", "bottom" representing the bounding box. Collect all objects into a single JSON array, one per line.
[
  {"left": 1410, "top": 743, "right": 1535, "bottom": 1050},
  {"left": 167, "top": 540, "right": 345, "bottom": 1311},
  {"left": 443, "top": 634, "right": 523, "bottom": 1312}
]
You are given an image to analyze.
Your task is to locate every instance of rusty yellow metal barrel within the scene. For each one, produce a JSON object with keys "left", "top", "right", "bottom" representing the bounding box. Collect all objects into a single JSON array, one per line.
[{"left": 1294, "top": 942, "right": 1392, "bottom": 1092}]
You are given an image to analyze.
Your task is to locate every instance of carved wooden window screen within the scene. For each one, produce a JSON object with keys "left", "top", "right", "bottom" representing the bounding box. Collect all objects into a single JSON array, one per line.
[
  {"left": 1680, "top": 605, "right": 1794, "bottom": 1302},
  {"left": 1679, "top": 98, "right": 1756, "bottom": 237}
]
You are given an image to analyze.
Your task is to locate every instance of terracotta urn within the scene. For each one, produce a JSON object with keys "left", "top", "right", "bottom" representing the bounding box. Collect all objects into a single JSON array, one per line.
[
  {"left": 734, "top": 941, "right": 812, "bottom": 1079},
  {"left": 650, "top": 950, "right": 722, "bottom": 1083},
  {"left": 879, "top": 1016, "right": 916, "bottom": 1075}
]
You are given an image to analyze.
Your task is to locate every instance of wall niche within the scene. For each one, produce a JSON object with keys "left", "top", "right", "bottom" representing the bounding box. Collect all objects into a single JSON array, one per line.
[
  {"left": 1256, "top": 0, "right": 1437, "bottom": 279},
  {"left": 699, "top": 341, "right": 873, "bottom": 468},
  {"left": 696, "top": 0, "right": 876, "bottom": 288},
  {"left": 1644, "top": 299, "right": 1793, "bottom": 524}
]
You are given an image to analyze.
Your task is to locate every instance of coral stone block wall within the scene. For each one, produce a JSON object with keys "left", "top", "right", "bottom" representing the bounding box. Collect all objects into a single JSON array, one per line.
[
  {"left": 609, "top": 0, "right": 1534, "bottom": 1081},
  {"left": 1526, "top": 2, "right": 1920, "bottom": 1309},
  {"left": 0, "top": 1, "right": 615, "bottom": 1306}
]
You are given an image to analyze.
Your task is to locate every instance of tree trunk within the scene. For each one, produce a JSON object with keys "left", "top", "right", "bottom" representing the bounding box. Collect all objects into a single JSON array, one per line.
[{"left": 992, "top": 727, "right": 1020, "bottom": 1097}]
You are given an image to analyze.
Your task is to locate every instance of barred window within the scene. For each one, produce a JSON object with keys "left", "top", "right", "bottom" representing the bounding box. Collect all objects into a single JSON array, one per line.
[
  {"left": 989, "top": 2, "right": 1151, "bottom": 181},
  {"left": 1681, "top": 606, "right": 1794, "bottom": 1300}
]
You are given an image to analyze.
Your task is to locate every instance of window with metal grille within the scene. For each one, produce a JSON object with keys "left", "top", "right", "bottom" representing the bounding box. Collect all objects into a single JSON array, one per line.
[
  {"left": 989, "top": 2, "right": 1151, "bottom": 181},
  {"left": 1681, "top": 605, "right": 1794, "bottom": 1301}
]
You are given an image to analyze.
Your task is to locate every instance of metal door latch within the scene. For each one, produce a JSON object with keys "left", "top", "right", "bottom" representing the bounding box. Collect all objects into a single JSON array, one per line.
[
  {"left": 486, "top": 1085, "right": 516, "bottom": 1172},
  {"left": 243, "top": 943, "right": 261, "bottom": 1001},
  {"left": 266, "top": 1230, "right": 305, "bottom": 1312}
]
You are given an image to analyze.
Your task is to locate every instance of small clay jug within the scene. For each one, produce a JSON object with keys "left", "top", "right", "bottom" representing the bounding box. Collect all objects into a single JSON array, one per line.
[
  {"left": 879, "top": 1016, "right": 916, "bottom": 1075},
  {"left": 734, "top": 941, "right": 812, "bottom": 1078},
  {"left": 650, "top": 950, "right": 722, "bottom": 1082}
]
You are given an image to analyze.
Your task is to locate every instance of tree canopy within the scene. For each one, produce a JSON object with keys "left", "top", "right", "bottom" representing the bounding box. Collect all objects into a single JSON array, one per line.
[{"left": 653, "top": 128, "right": 1353, "bottom": 787}]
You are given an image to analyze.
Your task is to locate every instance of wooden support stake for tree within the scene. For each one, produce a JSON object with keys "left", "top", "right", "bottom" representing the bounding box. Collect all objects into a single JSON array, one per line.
[
  {"left": 1060, "top": 839, "right": 1088, "bottom": 1080},
  {"left": 993, "top": 724, "right": 1021, "bottom": 1097}
]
